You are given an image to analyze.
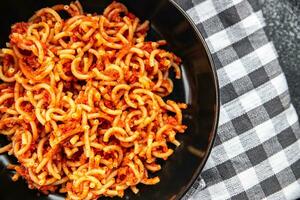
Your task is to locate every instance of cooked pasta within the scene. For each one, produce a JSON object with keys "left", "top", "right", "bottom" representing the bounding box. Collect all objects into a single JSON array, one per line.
[{"left": 0, "top": 1, "right": 187, "bottom": 199}]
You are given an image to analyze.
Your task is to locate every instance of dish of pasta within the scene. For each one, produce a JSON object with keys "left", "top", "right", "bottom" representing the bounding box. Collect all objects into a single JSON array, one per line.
[{"left": 0, "top": 1, "right": 187, "bottom": 199}]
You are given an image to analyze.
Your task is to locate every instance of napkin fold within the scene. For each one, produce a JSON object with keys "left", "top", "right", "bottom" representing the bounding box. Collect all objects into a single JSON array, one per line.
[{"left": 173, "top": 0, "right": 300, "bottom": 199}]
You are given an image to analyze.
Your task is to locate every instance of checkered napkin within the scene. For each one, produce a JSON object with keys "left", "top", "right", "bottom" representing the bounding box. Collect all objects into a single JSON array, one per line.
[{"left": 172, "top": 0, "right": 300, "bottom": 199}]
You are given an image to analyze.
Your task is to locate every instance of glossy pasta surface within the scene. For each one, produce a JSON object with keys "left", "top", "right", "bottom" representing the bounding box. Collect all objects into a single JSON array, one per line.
[{"left": 0, "top": 1, "right": 187, "bottom": 199}]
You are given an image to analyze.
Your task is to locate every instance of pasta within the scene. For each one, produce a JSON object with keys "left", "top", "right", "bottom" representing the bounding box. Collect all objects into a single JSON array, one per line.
[{"left": 0, "top": 1, "right": 187, "bottom": 199}]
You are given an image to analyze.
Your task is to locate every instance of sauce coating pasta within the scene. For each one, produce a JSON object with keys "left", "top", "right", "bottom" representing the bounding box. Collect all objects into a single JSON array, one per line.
[{"left": 0, "top": 1, "right": 187, "bottom": 199}]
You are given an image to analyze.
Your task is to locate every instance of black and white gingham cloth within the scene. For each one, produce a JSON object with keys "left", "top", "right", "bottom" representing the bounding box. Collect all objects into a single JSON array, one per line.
[{"left": 172, "top": 0, "right": 300, "bottom": 199}]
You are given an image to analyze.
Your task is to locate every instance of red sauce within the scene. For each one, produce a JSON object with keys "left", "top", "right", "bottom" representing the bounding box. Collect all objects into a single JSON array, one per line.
[
  {"left": 11, "top": 22, "right": 29, "bottom": 34},
  {"left": 23, "top": 55, "right": 39, "bottom": 69},
  {"left": 166, "top": 116, "right": 178, "bottom": 126},
  {"left": 127, "top": 12, "right": 136, "bottom": 20},
  {"left": 104, "top": 100, "right": 114, "bottom": 109},
  {"left": 3, "top": 55, "right": 14, "bottom": 67},
  {"left": 142, "top": 42, "right": 153, "bottom": 52},
  {"left": 126, "top": 70, "right": 139, "bottom": 84}
]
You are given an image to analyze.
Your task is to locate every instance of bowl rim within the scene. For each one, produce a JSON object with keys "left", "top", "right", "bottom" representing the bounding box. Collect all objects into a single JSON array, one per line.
[{"left": 168, "top": 0, "right": 220, "bottom": 199}]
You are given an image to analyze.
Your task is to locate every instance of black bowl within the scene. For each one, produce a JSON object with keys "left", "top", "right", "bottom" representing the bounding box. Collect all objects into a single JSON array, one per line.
[{"left": 0, "top": 0, "right": 219, "bottom": 199}]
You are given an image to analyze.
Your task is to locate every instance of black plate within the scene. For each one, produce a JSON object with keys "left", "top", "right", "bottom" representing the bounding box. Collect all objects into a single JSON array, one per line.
[{"left": 0, "top": 0, "right": 219, "bottom": 199}]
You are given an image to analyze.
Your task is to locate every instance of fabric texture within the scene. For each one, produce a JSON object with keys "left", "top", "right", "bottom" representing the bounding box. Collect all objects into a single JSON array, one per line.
[{"left": 172, "top": 0, "right": 300, "bottom": 199}]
